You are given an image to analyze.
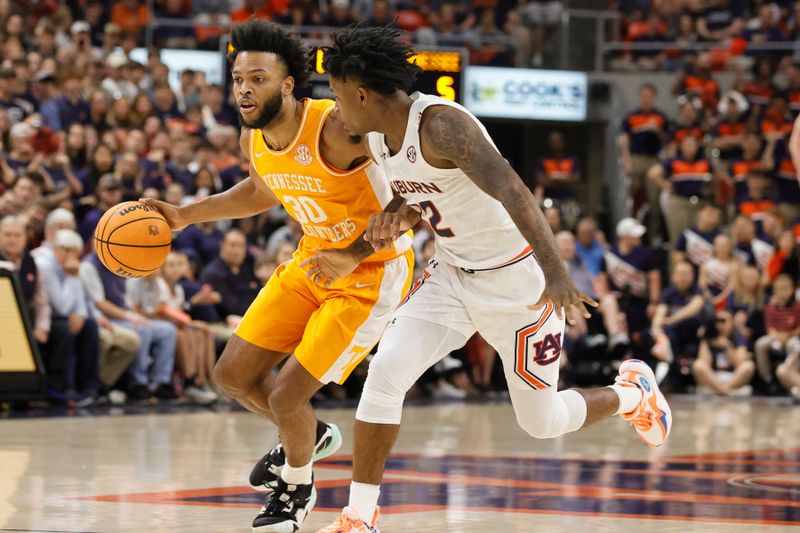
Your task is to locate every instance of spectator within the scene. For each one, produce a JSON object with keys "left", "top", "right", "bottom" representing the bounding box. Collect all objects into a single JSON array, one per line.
[
  {"left": 696, "top": 0, "right": 744, "bottom": 42},
  {"left": 754, "top": 274, "right": 800, "bottom": 393},
  {"left": 201, "top": 84, "right": 236, "bottom": 127},
  {"left": 604, "top": 217, "right": 661, "bottom": 343},
  {"left": 35, "top": 229, "right": 102, "bottom": 405},
  {"left": 740, "top": 57, "right": 777, "bottom": 110},
  {"left": 765, "top": 230, "right": 799, "bottom": 284},
  {"left": 651, "top": 261, "right": 709, "bottom": 383},
  {"left": 736, "top": 168, "right": 777, "bottom": 227},
  {"left": 631, "top": 13, "right": 669, "bottom": 70},
  {"left": 175, "top": 220, "right": 225, "bottom": 266},
  {"left": 323, "top": 0, "right": 359, "bottom": 27},
  {"left": 673, "top": 203, "right": 722, "bottom": 272},
  {"left": 727, "top": 264, "right": 765, "bottom": 350},
  {"left": 723, "top": 132, "right": 770, "bottom": 204},
  {"left": 165, "top": 136, "right": 195, "bottom": 193},
  {"left": 32, "top": 208, "right": 76, "bottom": 259},
  {"left": 543, "top": 204, "right": 562, "bottom": 234},
  {"left": 667, "top": 94, "right": 705, "bottom": 157},
  {"left": 40, "top": 70, "right": 90, "bottom": 132},
  {"left": 0, "top": 68, "right": 33, "bottom": 124},
  {"left": 0, "top": 173, "right": 45, "bottom": 217},
  {"left": 0, "top": 215, "right": 50, "bottom": 344},
  {"left": 711, "top": 90, "right": 749, "bottom": 161},
  {"left": 648, "top": 134, "right": 713, "bottom": 245},
  {"left": 80, "top": 250, "right": 178, "bottom": 402},
  {"left": 692, "top": 310, "right": 755, "bottom": 396},
  {"left": 619, "top": 83, "right": 669, "bottom": 239},
  {"left": 534, "top": 131, "right": 582, "bottom": 226},
  {"left": 743, "top": 3, "right": 785, "bottom": 61},
  {"left": 85, "top": 143, "right": 116, "bottom": 195},
  {"left": 730, "top": 214, "right": 758, "bottom": 265},
  {"left": 557, "top": 231, "right": 628, "bottom": 349},
  {"left": 575, "top": 216, "right": 606, "bottom": 276},
  {"left": 698, "top": 234, "right": 739, "bottom": 310},
  {"left": 101, "top": 51, "right": 138, "bottom": 101},
  {"left": 673, "top": 53, "right": 720, "bottom": 112},
  {"left": 111, "top": 0, "right": 150, "bottom": 42},
  {"left": 78, "top": 174, "right": 123, "bottom": 242},
  {"left": 126, "top": 263, "right": 217, "bottom": 405},
  {"left": 774, "top": 152, "right": 800, "bottom": 223},
  {"left": 154, "top": 0, "right": 196, "bottom": 48},
  {"left": 198, "top": 229, "right": 260, "bottom": 330}
]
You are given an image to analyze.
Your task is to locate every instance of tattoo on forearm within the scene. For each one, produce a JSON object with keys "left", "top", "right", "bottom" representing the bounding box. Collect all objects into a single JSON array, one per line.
[{"left": 426, "top": 108, "right": 569, "bottom": 283}]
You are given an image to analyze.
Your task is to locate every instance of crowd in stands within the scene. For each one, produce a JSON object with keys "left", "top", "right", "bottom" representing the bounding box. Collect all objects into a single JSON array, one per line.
[
  {"left": 613, "top": 0, "right": 800, "bottom": 71},
  {"left": 0, "top": 0, "right": 798, "bottom": 409}
]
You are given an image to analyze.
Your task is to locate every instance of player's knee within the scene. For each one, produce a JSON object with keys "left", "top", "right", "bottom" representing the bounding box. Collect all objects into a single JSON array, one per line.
[
  {"left": 516, "top": 412, "right": 564, "bottom": 440},
  {"left": 355, "top": 355, "right": 411, "bottom": 425},
  {"left": 213, "top": 351, "right": 256, "bottom": 399},
  {"left": 776, "top": 363, "right": 789, "bottom": 382}
]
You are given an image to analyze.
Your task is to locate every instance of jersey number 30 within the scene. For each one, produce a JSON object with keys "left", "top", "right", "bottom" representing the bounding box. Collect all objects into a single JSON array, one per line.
[
  {"left": 284, "top": 195, "right": 327, "bottom": 224},
  {"left": 418, "top": 200, "right": 455, "bottom": 238}
]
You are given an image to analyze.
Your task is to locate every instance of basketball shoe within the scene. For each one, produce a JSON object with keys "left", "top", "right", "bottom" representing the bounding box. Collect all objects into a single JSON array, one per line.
[
  {"left": 316, "top": 506, "right": 380, "bottom": 533},
  {"left": 615, "top": 359, "right": 672, "bottom": 447},
  {"left": 252, "top": 477, "right": 316, "bottom": 533},
  {"left": 250, "top": 422, "right": 342, "bottom": 491}
]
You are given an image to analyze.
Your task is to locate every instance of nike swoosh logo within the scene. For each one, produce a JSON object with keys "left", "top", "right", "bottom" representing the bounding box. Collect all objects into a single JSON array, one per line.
[
  {"left": 354, "top": 282, "right": 374, "bottom": 288},
  {"left": 255, "top": 151, "right": 265, "bottom": 157}
]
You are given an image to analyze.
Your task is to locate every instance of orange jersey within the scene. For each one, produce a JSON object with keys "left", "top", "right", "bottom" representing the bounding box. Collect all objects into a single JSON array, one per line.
[{"left": 247, "top": 98, "right": 411, "bottom": 262}]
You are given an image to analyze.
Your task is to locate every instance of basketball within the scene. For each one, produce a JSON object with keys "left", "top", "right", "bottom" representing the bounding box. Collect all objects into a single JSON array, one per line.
[{"left": 93, "top": 201, "right": 172, "bottom": 278}]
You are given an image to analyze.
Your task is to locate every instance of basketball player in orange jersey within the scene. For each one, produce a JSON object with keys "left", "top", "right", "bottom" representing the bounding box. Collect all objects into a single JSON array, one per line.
[
  {"left": 303, "top": 27, "right": 673, "bottom": 532},
  {"left": 142, "top": 20, "right": 414, "bottom": 532}
]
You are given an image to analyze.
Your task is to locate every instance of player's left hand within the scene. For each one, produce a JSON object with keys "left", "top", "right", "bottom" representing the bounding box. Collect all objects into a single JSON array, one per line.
[
  {"left": 528, "top": 277, "right": 598, "bottom": 326},
  {"left": 300, "top": 249, "right": 359, "bottom": 288}
]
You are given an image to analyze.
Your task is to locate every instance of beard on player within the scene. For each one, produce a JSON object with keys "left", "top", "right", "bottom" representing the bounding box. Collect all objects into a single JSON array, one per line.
[{"left": 237, "top": 88, "right": 284, "bottom": 130}]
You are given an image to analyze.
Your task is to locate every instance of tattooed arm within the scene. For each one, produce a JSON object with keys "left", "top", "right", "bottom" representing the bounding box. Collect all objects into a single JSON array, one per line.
[{"left": 420, "top": 106, "right": 596, "bottom": 322}]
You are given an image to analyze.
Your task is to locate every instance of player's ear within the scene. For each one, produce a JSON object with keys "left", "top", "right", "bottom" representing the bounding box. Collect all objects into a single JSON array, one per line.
[
  {"left": 357, "top": 87, "right": 368, "bottom": 106},
  {"left": 283, "top": 75, "right": 295, "bottom": 96}
]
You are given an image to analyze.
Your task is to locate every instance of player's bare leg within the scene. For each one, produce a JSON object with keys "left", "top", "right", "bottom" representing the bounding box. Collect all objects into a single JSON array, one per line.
[
  {"left": 250, "top": 356, "right": 325, "bottom": 532},
  {"left": 213, "top": 334, "right": 287, "bottom": 422}
]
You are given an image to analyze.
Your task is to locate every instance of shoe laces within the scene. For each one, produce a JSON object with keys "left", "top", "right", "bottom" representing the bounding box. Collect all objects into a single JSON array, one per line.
[
  {"left": 322, "top": 512, "right": 365, "bottom": 533},
  {"left": 615, "top": 373, "right": 653, "bottom": 432},
  {"left": 259, "top": 480, "right": 306, "bottom": 517}
]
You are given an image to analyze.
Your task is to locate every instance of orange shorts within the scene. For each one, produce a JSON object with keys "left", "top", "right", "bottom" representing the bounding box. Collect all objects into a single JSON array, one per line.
[{"left": 235, "top": 249, "right": 414, "bottom": 384}]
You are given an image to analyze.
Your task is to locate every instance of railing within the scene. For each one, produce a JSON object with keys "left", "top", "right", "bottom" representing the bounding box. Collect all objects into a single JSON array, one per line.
[{"left": 145, "top": 6, "right": 800, "bottom": 72}]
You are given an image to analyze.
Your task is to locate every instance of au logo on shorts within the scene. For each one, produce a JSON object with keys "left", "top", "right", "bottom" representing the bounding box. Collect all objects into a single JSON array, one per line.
[{"left": 295, "top": 144, "right": 313, "bottom": 166}]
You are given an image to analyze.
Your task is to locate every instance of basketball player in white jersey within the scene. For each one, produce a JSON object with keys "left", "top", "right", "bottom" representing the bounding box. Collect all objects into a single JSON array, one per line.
[{"left": 302, "top": 27, "right": 673, "bottom": 533}]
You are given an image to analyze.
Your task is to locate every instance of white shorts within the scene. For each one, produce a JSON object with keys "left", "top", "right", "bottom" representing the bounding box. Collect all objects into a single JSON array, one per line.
[{"left": 391, "top": 254, "right": 566, "bottom": 391}]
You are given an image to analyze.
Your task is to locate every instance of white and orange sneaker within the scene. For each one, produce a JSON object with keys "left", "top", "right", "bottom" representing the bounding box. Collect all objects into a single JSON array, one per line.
[
  {"left": 616, "top": 359, "right": 672, "bottom": 447},
  {"left": 316, "top": 506, "right": 379, "bottom": 533}
]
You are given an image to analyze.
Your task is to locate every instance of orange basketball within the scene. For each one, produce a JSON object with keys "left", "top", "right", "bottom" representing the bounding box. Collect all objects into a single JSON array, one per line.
[{"left": 94, "top": 201, "right": 172, "bottom": 278}]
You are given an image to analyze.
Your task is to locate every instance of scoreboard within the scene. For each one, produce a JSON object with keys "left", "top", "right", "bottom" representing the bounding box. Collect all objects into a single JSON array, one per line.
[{"left": 309, "top": 48, "right": 466, "bottom": 103}]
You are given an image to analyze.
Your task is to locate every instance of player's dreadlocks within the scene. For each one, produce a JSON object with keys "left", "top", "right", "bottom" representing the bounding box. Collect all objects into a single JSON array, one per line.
[
  {"left": 323, "top": 25, "right": 421, "bottom": 95},
  {"left": 227, "top": 18, "right": 311, "bottom": 88}
]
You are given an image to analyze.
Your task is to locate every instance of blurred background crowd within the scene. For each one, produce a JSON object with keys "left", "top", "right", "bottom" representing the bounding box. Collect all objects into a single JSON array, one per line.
[{"left": 0, "top": 0, "right": 798, "bottom": 410}]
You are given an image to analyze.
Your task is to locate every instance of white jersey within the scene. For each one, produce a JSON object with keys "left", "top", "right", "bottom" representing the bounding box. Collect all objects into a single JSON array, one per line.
[{"left": 366, "top": 92, "right": 529, "bottom": 270}]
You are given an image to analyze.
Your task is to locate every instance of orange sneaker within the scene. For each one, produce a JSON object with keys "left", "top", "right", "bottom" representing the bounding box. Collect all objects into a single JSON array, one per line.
[
  {"left": 316, "top": 506, "right": 379, "bottom": 533},
  {"left": 616, "top": 359, "right": 672, "bottom": 447}
]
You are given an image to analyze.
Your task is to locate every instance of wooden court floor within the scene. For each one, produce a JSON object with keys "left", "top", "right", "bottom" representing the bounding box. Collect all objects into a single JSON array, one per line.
[{"left": 1, "top": 396, "right": 800, "bottom": 532}]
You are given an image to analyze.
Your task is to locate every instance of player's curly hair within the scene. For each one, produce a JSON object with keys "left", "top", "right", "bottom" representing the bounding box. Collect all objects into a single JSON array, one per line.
[
  {"left": 323, "top": 25, "right": 421, "bottom": 95},
  {"left": 227, "top": 18, "right": 311, "bottom": 88}
]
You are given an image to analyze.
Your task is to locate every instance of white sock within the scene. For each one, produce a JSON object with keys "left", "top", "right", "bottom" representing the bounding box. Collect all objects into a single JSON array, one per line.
[
  {"left": 609, "top": 383, "right": 643, "bottom": 415},
  {"left": 281, "top": 461, "right": 313, "bottom": 485},
  {"left": 349, "top": 481, "right": 380, "bottom": 524}
]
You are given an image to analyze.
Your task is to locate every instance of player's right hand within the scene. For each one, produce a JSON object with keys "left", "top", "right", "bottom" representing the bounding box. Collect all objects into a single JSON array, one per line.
[{"left": 139, "top": 198, "right": 188, "bottom": 231}]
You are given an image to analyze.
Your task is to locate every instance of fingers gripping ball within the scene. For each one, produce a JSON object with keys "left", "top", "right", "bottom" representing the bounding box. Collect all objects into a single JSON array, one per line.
[{"left": 94, "top": 201, "right": 172, "bottom": 278}]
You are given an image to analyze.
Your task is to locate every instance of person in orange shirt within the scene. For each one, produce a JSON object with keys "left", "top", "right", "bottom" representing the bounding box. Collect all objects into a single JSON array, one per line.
[
  {"left": 143, "top": 20, "right": 414, "bottom": 532},
  {"left": 111, "top": 0, "right": 150, "bottom": 38},
  {"left": 230, "top": 0, "right": 291, "bottom": 23}
]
